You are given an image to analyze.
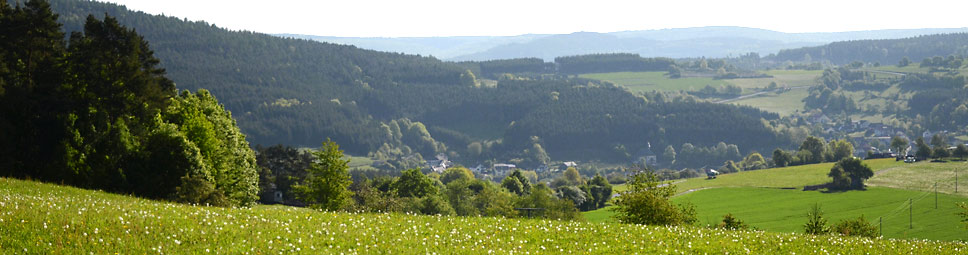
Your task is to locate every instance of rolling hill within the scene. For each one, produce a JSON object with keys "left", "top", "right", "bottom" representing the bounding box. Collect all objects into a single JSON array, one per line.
[
  {"left": 37, "top": 0, "right": 793, "bottom": 166},
  {"left": 770, "top": 33, "right": 968, "bottom": 65},
  {"left": 286, "top": 26, "right": 968, "bottom": 61}
]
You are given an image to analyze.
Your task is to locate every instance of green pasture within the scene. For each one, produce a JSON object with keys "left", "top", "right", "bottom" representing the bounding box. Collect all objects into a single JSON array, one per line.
[
  {"left": 729, "top": 87, "right": 809, "bottom": 115},
  {"left": 579, "top": 71, "right": 730, "bottom": 93},
  {"left": 673, "top": 159, "right": 901, "bottom": 193},
  {"left": 4, "top": 178, "right": 964, "bottom": 253},
  {"left": 676, "top": 187, "right": 968, "bottom": 241},
  {"left": 869, "top": 160, "right": 968, "bottom": 196}
]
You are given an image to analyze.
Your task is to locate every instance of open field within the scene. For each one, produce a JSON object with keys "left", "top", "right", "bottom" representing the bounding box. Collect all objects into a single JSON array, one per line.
[
  {"left": 676, "top": 187, "right": 968, "bottom": 241},
  {"left": 607, "top": 159, "right": 902, "bottom": 200},
  {"left": 580, "top": 71, "right": 731, "bottom": 93},
  {"left": 673, "top": 158, "right": 902, "bottom": 193},
  {"left": 585, "top": 159, "right": 955, "bottom": 230},
  {"left": 345, "top": 155, "right": 374, "bottom": 168},
  {"left": 868, "top": 160, "right": 968, "bottom": 196},
  {"left": 2, "top": 178, "right": 965, "bottom": 254},
  {"left": 725, "top": 69, "right": 821, "bottom": 115},
  {"left": 580, "top": 70, "right": 822, "bottom": 116},
  {"left": 729, "top": 87, "right": 809, "bottom": 116}
]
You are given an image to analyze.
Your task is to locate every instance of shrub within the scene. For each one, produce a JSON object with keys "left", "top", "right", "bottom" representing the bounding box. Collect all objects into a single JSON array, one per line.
[
  {"left": 612, "top": 171, "right": 696, "bottom": 226},
  {"left": 718, "top": 213, "right": 750, "bottom": 230},
  {"left": 831, "top": 215, "right": 878, "bottom": 238},
  {"left": 803, "top": 203, "right": 829, "bottom": 235}
]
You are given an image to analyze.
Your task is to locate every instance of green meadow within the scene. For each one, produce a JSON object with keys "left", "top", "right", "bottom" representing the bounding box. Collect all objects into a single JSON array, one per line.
[
  {"left": 585, "top": 159, "right": 968, "bottom": 241},
  {"left": 581, "top": 70, "right": 823, "bottom": 116},
  {"left": 869, "top": 161, "right": 968, "bottom": 195},
  {"left": 728, "top": 87, "right": 809, "bottom": 115},
  {"left": 579, "top": 71, "right": 731, "bottom": 93},
  {"left": 677, "top": 187, "right": 968, "bottom": 241},
  {"left": 2, "top": 177, "right": 965, "bottom": 254}
]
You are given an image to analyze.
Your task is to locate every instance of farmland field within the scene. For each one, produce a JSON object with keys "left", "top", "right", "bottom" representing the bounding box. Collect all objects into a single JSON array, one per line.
[
  {"left": 605, "top": 159, "right": 903, "bottom": 203},
  {"left": 673, "top": 158, "right": 902, "bottom": 193},
  {"left": 728, "top": 87, "right": 809, "bottom": 116},
  {"left": 579, "top": 71, "right": 730, "bottom": 93},
  {"left": 868, "top": 160, "right": 968, "bottom": 196},
  {"left": 676, "top": 187, "right": 968, "bottom": 241},
  {"left": 581, "top": 70, "right": 822, "bottom": 116},
  {"left": 2, "top": 178, "right": 966, "bottom": 254}
]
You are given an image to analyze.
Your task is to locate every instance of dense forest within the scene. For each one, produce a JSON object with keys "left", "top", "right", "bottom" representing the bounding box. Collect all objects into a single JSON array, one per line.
[
  {"left": 34, "top": 0, "right": 793, "bottom": 167},
  {"left": 769, "top": 33, "right": 968, "bottom": 65},
  {"left": 554, "top": 53, "right": 676, "bottom": 74}
]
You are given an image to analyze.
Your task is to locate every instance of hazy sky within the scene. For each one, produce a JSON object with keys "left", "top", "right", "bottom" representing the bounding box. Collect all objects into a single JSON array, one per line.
[{"left": 102, "top": 0, "right": 968, "bottom": 37}]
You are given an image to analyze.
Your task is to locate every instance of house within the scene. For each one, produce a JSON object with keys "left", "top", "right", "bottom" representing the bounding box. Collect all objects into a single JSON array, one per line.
[
  {"left": 865, "top": 123, "right": 894, "bottom": 137},
  {"left": 561, "top": 161, "right": 578, "bottom": 169},
  {"left": 536, "top": 164, "right": 550, "bottom": 173},
  {"left": 807, "top": 113, "right": 832, "bottom": 125},
  {"left": 634, "top": 142, "right": 658, "bottom": 166},
  {"left": 493, "top": 163, "right": 516, "bottom": 176},
  {"left": 470, "top": 164, "right": 486, "bottom": 174},
  {"left": 426, "top": 154, "right": 451, "bottom": 173}
]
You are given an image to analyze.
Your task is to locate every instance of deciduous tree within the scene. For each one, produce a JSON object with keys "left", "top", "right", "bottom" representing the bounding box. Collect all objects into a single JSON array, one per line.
[
  {"left": 293, "top": 139, "right": 354, "bottom": 211},
  {"left": 612, "top": 171, "right": 696, "bottom": 226},
  {"left": 827, "top": 157, "right": 873, "bottom": 190}
]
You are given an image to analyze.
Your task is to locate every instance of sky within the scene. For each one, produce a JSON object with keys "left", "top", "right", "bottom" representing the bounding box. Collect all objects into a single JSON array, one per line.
[{"left": 102, "top": 0, "right": 968, "bottom": 38}]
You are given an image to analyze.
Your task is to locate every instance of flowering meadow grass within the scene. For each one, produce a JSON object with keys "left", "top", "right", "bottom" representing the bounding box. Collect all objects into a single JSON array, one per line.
[{"left": 1, "top": 177, "right": 966, "bottom": 254}]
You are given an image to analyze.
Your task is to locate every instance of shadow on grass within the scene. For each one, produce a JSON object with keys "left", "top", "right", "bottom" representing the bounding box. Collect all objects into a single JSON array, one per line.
[{"left": 803, "top": 183, "right": 868, "bottom": 193}]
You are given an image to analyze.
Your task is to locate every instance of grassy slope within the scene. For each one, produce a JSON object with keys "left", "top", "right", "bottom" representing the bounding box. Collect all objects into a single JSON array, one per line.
[
  {"left": 869, "top": 161, "right": 968, "bottom": 195},
  {"left": 1, "top": 178, "right": 965, "bottom": 254},
  {"left": 729, "top": 88, "right": 808, "bottom": 115},
  {"left": 579, "top": 72, "right": 731, "bottom": 93},
  {"left": 676, "top": 187, "right": 968, "bottom": 241},
  {"left": 581, "top": 70, "right": 822, "bottom": 116},
  {"left": 585, "top": 159, "right": 968, "bottom": 240},
  {"left": 726, "top": 69, "right": 821, "bottom": 115},
  {"left": 586, "top": 159, "right": 898, "bottom": 223},
  {"left": 673, "top": 158, "right": 902, "bottom": 193}
]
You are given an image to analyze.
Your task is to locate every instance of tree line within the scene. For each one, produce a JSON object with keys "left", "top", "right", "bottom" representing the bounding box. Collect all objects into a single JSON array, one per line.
[
  {"left": 772, "top": 136, "right": 855, "bottom": 168},
  {"left": 770, "top": 33, "right": 968, "bottom": 65},
  {"left": 0, "top": 1, "right": 257, "bottom": 206},
  {"left": 257, "top": 142, "right": 613, "bottom": 219}
]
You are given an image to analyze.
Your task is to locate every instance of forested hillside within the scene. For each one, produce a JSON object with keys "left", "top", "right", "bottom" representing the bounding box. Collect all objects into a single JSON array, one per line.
[
  {"left": 38, "top": 0, "right": 791, "bottom": 166},
  {"left": 770, "top": 33, "right": 968, "bottom": 65}
]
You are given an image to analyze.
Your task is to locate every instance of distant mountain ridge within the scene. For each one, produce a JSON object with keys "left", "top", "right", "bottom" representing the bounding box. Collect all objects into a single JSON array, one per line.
[
  {"left": 284, "top": 27, "right": 968, "bottom": 61},
  {"left": 769, "top": 33, "right": 968, "bottom": 65}
]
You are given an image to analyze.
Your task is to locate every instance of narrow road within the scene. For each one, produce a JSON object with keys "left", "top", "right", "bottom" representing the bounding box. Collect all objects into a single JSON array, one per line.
[{"left": 714, "top": 86, "right": 811, "bottom": 104}]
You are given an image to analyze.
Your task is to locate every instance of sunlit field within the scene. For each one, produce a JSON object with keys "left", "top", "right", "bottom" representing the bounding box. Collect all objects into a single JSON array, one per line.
[
  {"left": 3, "top": 177, "right": 966, "bottom": 254},
  {"left": 677, "top": 187, "right": 968, "bottom": 241}
]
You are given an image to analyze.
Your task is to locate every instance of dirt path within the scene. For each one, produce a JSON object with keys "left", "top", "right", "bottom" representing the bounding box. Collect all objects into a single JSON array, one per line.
[{"left": 673, "top": 187, "right": 713, "bottom": 197}]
